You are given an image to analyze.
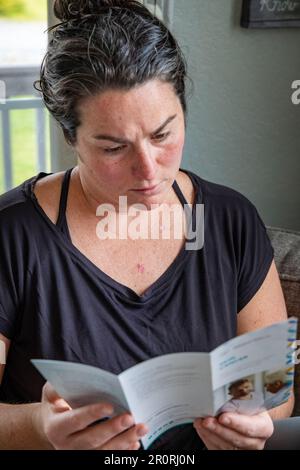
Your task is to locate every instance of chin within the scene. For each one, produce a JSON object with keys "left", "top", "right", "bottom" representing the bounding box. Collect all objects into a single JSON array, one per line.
[{"left": 132, "top": 198, "right": 161, "bottom": 211}]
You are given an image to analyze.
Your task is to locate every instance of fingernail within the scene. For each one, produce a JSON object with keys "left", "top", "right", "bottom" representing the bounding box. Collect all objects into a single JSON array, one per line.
[
  {"left": 222, "top": 417, "right": 231, "bottom": 425},
  {"left": 122, "top": 415, "right": 134, "bottom": 428},
  {"left": 205, "top": 421, "right": 216, "bottom": 431},
  {"left": 137, "top": 426, "right": 148, "bottom": 437},
  {"left": 130, "top": 441, "right": 141, "bottom": 450}
]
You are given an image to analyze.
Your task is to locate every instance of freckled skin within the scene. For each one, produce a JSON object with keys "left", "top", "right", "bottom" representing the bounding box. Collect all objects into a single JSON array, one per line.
[{"left": 73, "top": 79, "right": 186, "bottom": 211}]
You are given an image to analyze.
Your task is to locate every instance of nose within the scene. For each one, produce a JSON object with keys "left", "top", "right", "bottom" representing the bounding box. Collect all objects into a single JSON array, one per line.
[{"left": 131, "top": 144, "right": 157, "bottom": 180}]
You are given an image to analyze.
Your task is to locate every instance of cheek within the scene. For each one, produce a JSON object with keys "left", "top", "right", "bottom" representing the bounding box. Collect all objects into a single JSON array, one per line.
[
  {"left": 160, "top": 138, "right": 184, "bottom": 166},
  {"left": 82, "top": 154, "right": 123, "bottom": 186},
  {"left": 96, "top": 161, "right": 125, "bottom": 182}
]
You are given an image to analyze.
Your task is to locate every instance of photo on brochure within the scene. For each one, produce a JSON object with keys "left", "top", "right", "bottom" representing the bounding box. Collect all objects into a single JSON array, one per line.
[{"left": 215, "top": 366, "right": 294, "bottom": 416}]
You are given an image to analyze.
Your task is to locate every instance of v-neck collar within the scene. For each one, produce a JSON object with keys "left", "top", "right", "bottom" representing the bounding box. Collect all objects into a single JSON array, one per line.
[{"left": 23, "top": 169, "right": 202, "bottom": 302}]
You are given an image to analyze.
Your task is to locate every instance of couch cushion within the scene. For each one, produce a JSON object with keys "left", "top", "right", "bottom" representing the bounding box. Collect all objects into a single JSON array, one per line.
[{"left": 267, "top": 226, "right": 300, "bottom": 416}]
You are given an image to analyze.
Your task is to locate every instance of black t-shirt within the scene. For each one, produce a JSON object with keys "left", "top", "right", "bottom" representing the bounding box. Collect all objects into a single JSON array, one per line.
[{"left": 0, "top": 168, "right": 274, "bottom": 450}]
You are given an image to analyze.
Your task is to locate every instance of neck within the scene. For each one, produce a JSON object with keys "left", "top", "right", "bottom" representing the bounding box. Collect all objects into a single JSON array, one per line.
[{"left": 74, "top": 165, "right": 180, "bottom": 216}]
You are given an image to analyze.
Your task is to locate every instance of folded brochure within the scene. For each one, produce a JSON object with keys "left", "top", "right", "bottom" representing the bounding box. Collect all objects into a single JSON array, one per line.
[{"left": 32, "top": 317, "right": 298, "bottom": 449}]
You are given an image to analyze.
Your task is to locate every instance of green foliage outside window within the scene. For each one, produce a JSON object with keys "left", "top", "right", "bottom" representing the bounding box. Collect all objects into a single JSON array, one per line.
[
  {"left": 0, "top": 0, "right": 46, "bottom": 21},
  {"left": 0, "top": 0, "right": 49, "bottom": 190}
]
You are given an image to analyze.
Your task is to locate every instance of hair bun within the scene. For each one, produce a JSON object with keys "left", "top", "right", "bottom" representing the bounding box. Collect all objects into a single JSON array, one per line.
[{"left": 54, "top": 0, "right": 132, "bottom": 21}]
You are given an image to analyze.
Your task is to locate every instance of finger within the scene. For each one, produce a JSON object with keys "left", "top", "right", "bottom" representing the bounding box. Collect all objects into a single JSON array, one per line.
[
  {"left": 194, "top": 421, "right": 233, "bottom": 450},
  {"left": 128, "top": 441, "right": 141, "bottom": 451},
  {"left": 199, "top": 417, "right": 266, "bottom": 450},
  {"left": 54, "top": 402, "right": 114, "bottom": 437},
  {"left": 69, "top": 413, "right": 134, "bottom": 449},
  {"left": 42, "top": 382, "right": 71, "bottom": 411},
  {"left": 68, "top": 413, "right": 147, "bottom": 450},
  {"left": 217, "top": 412, "right": 274, "bottom": 440},
  {"left": 194, "top": 419, "right": 241, "bottom": 450},
  {"left": 100, "top": 421, "right": 149, "bottom": 451},
  {"left": 42, "top": 382, "right": 61, "bottom": 402}
]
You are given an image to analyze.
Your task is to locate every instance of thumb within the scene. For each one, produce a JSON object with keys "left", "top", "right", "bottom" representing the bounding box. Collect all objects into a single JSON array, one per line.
[{"left": 42, "top": 381, "right": 71, "bottom": 411}]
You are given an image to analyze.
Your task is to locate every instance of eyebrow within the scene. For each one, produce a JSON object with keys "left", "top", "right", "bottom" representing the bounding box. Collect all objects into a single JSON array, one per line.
[{"left": 92, "top": 114, "right": 177, "bottom": 144}]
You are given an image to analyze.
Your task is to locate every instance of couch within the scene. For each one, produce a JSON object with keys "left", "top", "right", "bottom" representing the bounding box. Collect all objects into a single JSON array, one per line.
[{"left": 267, "top": 226, "right": 300, "bottom": 417}]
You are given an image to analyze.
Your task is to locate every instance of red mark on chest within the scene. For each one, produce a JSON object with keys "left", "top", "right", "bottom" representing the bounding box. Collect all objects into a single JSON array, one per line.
[{"left": 137, "top": 263, "right": 145, "bottom": 274}]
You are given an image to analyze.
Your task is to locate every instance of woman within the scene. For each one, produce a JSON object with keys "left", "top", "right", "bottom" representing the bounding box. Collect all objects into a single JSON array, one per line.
[{"left": 0, "top": 0, "right": 293, "bottom": 450}]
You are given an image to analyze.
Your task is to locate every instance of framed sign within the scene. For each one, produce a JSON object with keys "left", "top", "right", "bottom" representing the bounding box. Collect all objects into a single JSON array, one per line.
[{"left": 241, "top": 0, "right": 300, "bottom": 28}]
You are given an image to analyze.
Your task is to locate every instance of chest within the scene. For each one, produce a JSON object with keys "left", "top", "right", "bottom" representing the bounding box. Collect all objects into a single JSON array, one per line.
[
  {"left": 67, "top": 219, "right": 185, "bottom": 295},
  {"left": 33, "top": 169, "right": 194, "bottom": 296}
]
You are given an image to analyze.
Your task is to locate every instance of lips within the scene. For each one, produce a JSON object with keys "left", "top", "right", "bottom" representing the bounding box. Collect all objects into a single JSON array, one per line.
[
  {"left": 133, "top": 185, "right": 158, "bottom": 191},
  {"left": 131, "top": 183, "right": 160, "bottom": 192}
]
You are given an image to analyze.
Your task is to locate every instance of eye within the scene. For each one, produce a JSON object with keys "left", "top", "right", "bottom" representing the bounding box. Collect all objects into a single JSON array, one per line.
[
  {"left": 102, "top": 131, "right": 170, "bottom": 154},
  {"left": 152, "top": 131, "right": 170, "bottom": 141},
  {"left": 103, "top": 146, "right": 125, "bottom": 154}
]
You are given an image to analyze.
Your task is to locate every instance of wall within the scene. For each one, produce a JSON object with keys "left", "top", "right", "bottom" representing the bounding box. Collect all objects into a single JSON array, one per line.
[
  {"left": 173, "top": 0, "right": 300, "bottom": 230},
  {"left": 47, "top": 1, "right": 77, "bottom": 172}
]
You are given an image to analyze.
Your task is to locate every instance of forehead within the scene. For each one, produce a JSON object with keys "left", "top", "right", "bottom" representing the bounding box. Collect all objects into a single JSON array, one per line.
[{"left": 77, "top": 79, "right": 181, "bottom": 125}]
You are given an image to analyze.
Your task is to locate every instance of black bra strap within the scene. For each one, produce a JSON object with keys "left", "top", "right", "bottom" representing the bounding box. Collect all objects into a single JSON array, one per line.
[
  {"left": 56, "top": 168, "right": 73, "bottom": 230},
  {"left": 172, "top": 179, "right": 188, "bottom": 207},
  {"left": 55, "top": 171, "right": 192, "bottom": 236},
  {"left": 172, "top": 179, "right": 194, "bottom": 235}
]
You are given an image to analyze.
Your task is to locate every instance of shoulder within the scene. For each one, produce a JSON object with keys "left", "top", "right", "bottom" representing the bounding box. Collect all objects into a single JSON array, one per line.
[
  {"left": 0, "top": 180, "right": 31, "bottom": 226},
  {"left": 33, "top": 171, "right": 65, "bottom": 224},
  {"left": 0, "top": 170, "right": 64, "bottom": 228},
  {"left": 189, "top": 170, "right": 254, "bottom": 207},
  {"left": 0, "top": 182, "right": 27, "bottom": 213},
  {"left": 184, "top": 169, "right": 261, "bottom": 222},
  {"left": 183, "top": 170, "right": 272, "bottom": 260}
]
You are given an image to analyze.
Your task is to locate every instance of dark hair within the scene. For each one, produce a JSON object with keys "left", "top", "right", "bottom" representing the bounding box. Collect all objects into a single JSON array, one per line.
[
  {"left": 228, "top": 378, "right": 252, "bottom": 393},
  {"left": 34, "top": 0, "right": 190, "bottom": 145}
]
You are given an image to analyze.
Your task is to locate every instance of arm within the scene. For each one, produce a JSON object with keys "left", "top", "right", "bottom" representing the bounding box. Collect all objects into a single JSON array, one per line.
[
  {"left": 0, "top": 334, "right": 148, "bottom": 450},
  {"left": 0, "top": 333, "right": 51, "bottom": 449},
  {"left": 0, "top": 402, "right": 52, "bottom": 450},
  {"left": 237, "top": 259, "right": 294, "bottom": 419},
  {"left": 194, "top": 260, "right": 293, "bottom": 449}
]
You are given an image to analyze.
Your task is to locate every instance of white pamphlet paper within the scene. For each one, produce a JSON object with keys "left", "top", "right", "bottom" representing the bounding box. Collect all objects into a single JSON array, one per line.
[{"left": 32, "top": 317, "right": 297, "bottom": 449}]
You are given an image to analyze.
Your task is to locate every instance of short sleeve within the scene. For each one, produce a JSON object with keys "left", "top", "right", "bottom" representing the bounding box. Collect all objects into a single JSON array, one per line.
[
  {"left": 236, "top": 202, "right": 274, "bottom": 312},
  {"left": 0, "top": 302, "right": 15, "bottom": 339},
  {"left": 0, "top": 254, "right": 21, "bottom": 339},
  {"left": 0, "top": 211, "right": 25, "bottom": 339}
]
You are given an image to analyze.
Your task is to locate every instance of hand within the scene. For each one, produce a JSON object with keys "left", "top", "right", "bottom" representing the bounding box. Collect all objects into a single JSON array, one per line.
[
  {"left": 34, "top": 382, "right": 149, "bottom": 450},
  {"left": 193, "top": 411, "right": 274, "bottom": 450}
]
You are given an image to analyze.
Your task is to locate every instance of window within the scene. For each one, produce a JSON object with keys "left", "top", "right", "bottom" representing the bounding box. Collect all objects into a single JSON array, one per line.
[{"left": 0, "top": 0, "right": 50, "bottom": 193}]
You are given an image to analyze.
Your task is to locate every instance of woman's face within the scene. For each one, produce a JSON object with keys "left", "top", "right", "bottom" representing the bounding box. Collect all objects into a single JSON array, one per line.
[{"left": 74, "top": 79, "right": 186, "bottom": 209}]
